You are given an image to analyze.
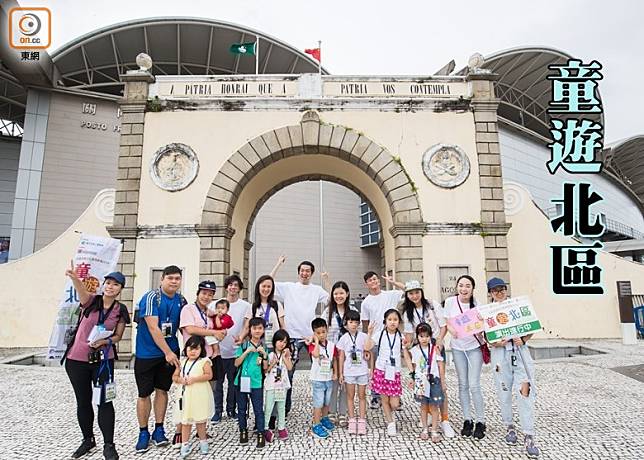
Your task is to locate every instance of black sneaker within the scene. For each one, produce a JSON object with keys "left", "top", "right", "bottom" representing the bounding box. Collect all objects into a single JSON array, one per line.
[
  {"left": 473, "top": 422, "right": 486, "bottom": 440},
  {"left": 172, "top": 432, "right": 182, "bottom": 449},
  {"left": 71, "top": 437, "right": 96, "bottom": 458},
  {"left": 461, "top": 420, "right": 474, "bottom": 437},
  {"left": 240, "top": 429, "right": 249, "bottom": 445},
  {"left": 227, "top": 410, "right": 237, "bottom": 418},
  {"left": 103, "top": 443, "right": 119, "bottom": 460},
  {"left": 256, "top": 432, "right": 266, "bottom": 449},
  {"left": 268, "top": 416, "right": 276, "bottom": 430}
]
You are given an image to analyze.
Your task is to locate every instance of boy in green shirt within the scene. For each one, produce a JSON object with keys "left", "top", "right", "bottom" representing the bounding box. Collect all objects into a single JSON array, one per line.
[{"left": 235, "top": 316, "right": 268, "bottom": 448}]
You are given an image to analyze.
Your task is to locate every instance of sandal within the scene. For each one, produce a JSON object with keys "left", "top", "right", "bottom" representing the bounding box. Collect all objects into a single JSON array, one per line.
[
  {"left": 338, "top": 415, "right": 348, "bottom": 428},
  {"left": 431, "top": 430, "right": 442, "bottom": 443},
  {"left": 420, "top": 429, "right": 429, "bottom": 441}
]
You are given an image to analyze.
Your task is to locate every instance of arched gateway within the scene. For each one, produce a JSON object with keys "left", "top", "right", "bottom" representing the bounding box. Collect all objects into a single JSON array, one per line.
[
  {"left": 201, "top": 111, "right": 425, "bottom": 289},
  {"left": 107, "top": 69, "right": 512, "bottom": 353}
]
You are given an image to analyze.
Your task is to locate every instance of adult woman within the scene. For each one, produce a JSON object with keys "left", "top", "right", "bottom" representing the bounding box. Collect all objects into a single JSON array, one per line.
[
  {"left": 240, "top": 275, "right": 285, "bottom": 347},
  {"left": 487, "top": 278, "right": 540, "bottom": 458},
  {"left": 443, "top": 275, "right": 486, "bottom": 440},
  {"left": 401, "top": 280, "right": 455, "bottom": 438},
  {"left": 320, "top": 280, "right": 356, "bottom": 427},
  {"left": 62, "top": 264, "right": 130, "bottom": 460}
]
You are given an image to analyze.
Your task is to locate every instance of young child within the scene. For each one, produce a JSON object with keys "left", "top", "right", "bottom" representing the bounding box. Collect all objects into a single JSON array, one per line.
[
  {"left": 408, "top": 322, "right": 445, "bottom": 443},
  {"left": 371, "top": 308, "right": 412, "bottom": 436},
  {"left": 172, "top": 335, "right": 214, "bottom": 458},
  {"left": 263, "top": 329, "right": 294, "bottom": 443},
  {"left": 336, "top": 309, "right": 374, "bottom": 435},
  {"left": 306, "top": 318, "right": 337, "bottom": 439},
  {"left": 208, "top": 298, "right": 235, "bottom": 332},
  {"left": 234, "top": 317, "right": 268, "bottom": 449}
]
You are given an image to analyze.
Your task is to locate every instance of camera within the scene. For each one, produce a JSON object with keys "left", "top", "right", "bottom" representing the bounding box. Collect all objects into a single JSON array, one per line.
[
  {"left": 64, "top": 326, "right": 78, "bottom": 345},
  {"left": 88, "top": 350, "right": 101, "bottom": 364},
  {"left": 275, "top": 366, "right": 282, "bottom": 381}
]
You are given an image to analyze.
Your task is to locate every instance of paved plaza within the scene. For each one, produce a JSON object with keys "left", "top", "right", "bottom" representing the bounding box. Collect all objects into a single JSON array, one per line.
[{"left": 1, "top": 340, "right": 643, "bottom": 460}]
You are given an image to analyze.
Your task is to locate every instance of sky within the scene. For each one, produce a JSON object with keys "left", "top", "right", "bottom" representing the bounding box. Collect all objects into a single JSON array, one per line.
[{"left": 21, "top": 0, "right": 644, "bottom": 143}]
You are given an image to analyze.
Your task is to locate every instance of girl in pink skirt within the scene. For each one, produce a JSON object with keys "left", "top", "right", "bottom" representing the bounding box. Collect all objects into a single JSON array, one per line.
[{"left": 371, "top": 308, "right": 413, "bottom": 436}]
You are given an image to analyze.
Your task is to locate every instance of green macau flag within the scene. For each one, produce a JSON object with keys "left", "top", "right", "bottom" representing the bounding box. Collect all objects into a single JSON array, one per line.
[{"left": 229, "top": 42, "right": 256, "bottom": 56}]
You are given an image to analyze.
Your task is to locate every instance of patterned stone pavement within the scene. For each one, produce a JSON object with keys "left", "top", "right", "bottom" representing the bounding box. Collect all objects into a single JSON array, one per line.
[{"left": 1, "top": 340, "right": 643, "bottom": 460}]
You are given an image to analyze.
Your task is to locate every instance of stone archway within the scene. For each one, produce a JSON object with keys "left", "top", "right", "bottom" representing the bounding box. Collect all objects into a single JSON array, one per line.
[{"left": 198, "top": 111, "right": 427, "bottom": 287}]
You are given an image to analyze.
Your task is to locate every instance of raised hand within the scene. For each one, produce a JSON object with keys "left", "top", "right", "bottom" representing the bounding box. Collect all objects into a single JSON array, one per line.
[
  {"left": 65, "top": 260, "right": 80, "bottom": 281},
  {"left": 278, "top": 255, "right": 286, "bottom": 265}
]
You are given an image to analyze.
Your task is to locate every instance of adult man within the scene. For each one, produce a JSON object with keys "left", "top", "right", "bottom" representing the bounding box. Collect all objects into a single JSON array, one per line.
[
  {"left": 270, "top": 255, "right": 329, "bottom": 415},
  {"left": 134, "top": 265, "right": 187, "bottom": 453},
  {"left": 175, "top": 280, "right": 226, "bottom": 445},
  {"left": 360, "top": 271, "right": 405, "bottom": 409},
  {"left": 487, "top": 277, "right": 540, "bottom": 458},
  {"left": 213, "top": 275, "right": 251, "bottom": 422}
]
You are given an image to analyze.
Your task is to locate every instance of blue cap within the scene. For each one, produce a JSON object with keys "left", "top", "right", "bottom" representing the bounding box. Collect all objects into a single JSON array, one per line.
[
  {"left": 487, "top": 277, "right": 507, "bottom": 291},
  {"left": 104, "top": 271, "right": 126, "bottom": 287}
]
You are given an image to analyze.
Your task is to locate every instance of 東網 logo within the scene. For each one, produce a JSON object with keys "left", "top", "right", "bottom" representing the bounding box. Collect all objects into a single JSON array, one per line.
[{"left": 9, "top": 7, "right": 51, "bottom": 49}]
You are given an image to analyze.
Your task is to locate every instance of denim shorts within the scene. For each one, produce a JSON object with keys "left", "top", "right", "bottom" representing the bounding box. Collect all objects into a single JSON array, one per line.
[
  {"left": 311, "top": 380, "right": 333, "bottom": 408},
  {"left": 344, "top": 374, "right": 369, "bottom": 386}
]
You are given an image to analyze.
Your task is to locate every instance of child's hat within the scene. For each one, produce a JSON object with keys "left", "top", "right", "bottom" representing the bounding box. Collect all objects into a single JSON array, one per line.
[{"left": 404, "top": 280, "right": 423, "bottom": 292}]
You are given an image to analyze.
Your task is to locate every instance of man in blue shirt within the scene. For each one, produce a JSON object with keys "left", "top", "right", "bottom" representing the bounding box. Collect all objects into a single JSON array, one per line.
[{"left": 134, "top": 265, "right": 186, "bottom": 452}]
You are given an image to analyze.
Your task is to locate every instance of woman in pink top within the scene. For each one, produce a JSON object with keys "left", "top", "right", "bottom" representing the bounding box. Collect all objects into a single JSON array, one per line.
[{"left": 62, "top": 263, "right": 130, "bottom": 460}]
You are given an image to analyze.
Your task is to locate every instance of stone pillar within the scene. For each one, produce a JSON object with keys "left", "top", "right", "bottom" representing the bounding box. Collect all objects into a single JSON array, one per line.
[
  {"left": 196, "top": 225, "right": 235, "bottom": 289},
  {"left": 243, "top": 238, "right": 254, "bottom": 299},
  {"left": 389, "top": 223, "right": 426, "bottom": 283},
  {"left": 107, "top": 70, "right": 154, "bottom": 356},
  {"left": 469, "top": 72, "right": 513, "bottom": 288}
]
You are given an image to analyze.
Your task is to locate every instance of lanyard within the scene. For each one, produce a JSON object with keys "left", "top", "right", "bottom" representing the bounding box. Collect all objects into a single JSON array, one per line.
[
  {"left": 418, "top": 343, "right": 435, "bottom": 376},
  {"left": 378, "top": 330, "right": 399, "bottom": 361},
  {"left": 348, "top": 332, "right": 358, "bottom": 352},
  {"left": 319, "top": 342, "right": 330, "bottom": 359},
  {"left": 260, "top": 304, "right": 271, "bottom": 324},
  {"left": 195, "top": 304, "right": 208, "bottom": 327},
  {"left": 456, "top": 297, "right": 470, "bottom": 314},
  {"left": 181, "top": 358, "right": 199, "bottom": 398},
  {"left": 96, "top": 338, "right": 113, "bottom": 384},
  {"left": 160, "top": 291, "right": 176, "bottom": 323},
  {"left": 98, "top": 299, "right": 117, "bottom": 325},
  {"left": 414, "top": 305, "right": 426, "bottom": 325},
  {"left": 243, "top": 340, "right": 261, "bottom": 374}
]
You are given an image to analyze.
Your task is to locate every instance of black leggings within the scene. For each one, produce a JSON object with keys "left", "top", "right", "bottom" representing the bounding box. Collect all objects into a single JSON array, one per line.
[{"left": 65, "top": 358, "right": 115, "bottom": 444}]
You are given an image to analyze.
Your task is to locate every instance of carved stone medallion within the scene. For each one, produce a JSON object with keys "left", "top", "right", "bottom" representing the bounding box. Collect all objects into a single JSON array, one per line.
[
  {"left": 150, "top": 143, "right": 199, "bottom": 192},
  {"left": 422, "top": 144, "right": 470, "bottom": 188}
]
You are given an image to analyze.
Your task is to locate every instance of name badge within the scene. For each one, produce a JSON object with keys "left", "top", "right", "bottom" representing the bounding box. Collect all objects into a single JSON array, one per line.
[
  {"left": 351, "top": 351, "right": 362, "bottom": 366},
  {"left": 92, "top": 385, "right": 103, "bottom": 406},
  {"left": 385, "top": 364, "right": 396, "bottom": 382},
  {"left": 104, "top": 382, "right": 117, "bottom": 403},
  {"left": 319, "top": 357, "right": 332, "bottom": 375},
  {"left": 240, "top": 376, "right": 251, "bottom": 393},
  {"left": 161, "top": 322, "right": 173, "bottom": 338},
  {"left": 264, "top": 326, "right": 274, "bottom": 345},
  {"left": 97, "top": 324, "right": 106, "bottom": 333},
  {"left": 274, "top": 387, "right": 286, "bottom": 402}
]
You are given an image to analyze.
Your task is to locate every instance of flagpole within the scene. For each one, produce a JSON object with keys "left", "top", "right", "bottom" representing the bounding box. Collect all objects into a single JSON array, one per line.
[
  {"left": 255, "top": 35, "right": 259, "bottom": 75},
  {"left": 318, "top": 40, "right": 322, "bottom": 75}
]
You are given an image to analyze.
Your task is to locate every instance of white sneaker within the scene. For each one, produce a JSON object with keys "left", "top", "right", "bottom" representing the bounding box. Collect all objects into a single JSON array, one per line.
[
  {"left": 441, "top": 421, "right": 456, "bottom": 438},
  {"left": 387, "top": 422, "right": 397, "bottom": 436}
]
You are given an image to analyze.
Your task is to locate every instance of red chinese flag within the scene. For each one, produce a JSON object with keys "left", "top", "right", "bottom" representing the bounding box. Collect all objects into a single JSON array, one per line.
[{"left": 305, "top": 48, "right": 321, "bottom": 62}]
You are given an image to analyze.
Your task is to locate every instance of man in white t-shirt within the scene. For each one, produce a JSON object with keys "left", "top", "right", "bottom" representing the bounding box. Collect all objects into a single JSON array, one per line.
[
  {"left": 270, "top": 255, "right": 329, "bottom": 415},
  {"left": 359, "top": 271, "right": 405, "bottom": 408},
  {"left": 212, "top": 275, "right": 251, "bottom": 422}
]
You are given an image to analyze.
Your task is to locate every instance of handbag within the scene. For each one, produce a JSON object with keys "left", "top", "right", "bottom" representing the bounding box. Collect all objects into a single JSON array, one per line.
[{"left": 455, "top": 297, "right": 490, "bottom": 364}]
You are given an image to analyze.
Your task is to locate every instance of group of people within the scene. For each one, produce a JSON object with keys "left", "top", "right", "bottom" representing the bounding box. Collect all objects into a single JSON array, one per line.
[{"left": 62, "top": 256, "right": 541, "bottom": 460}]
